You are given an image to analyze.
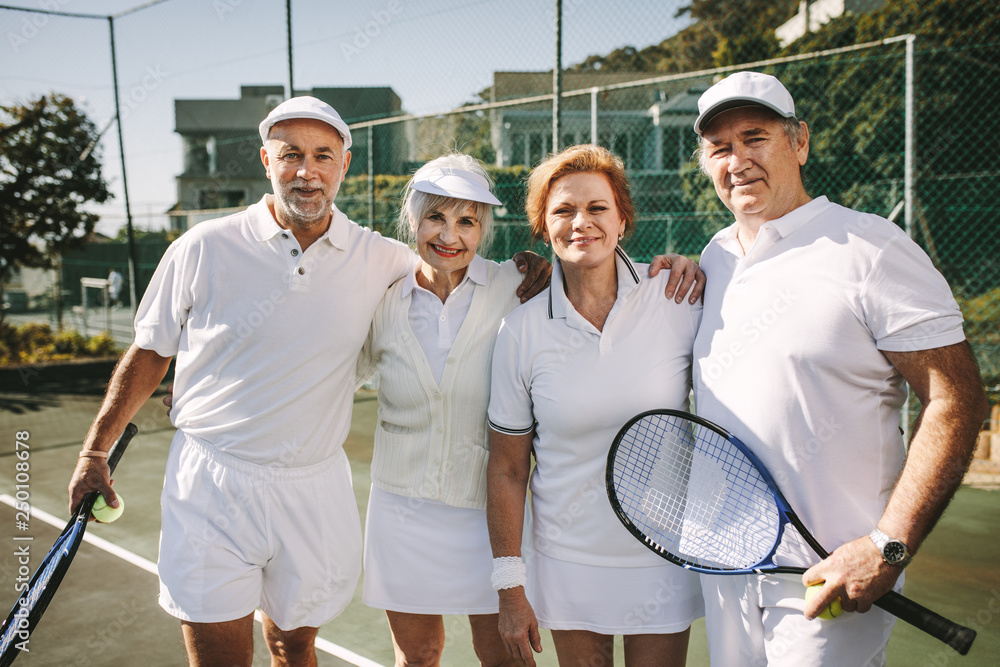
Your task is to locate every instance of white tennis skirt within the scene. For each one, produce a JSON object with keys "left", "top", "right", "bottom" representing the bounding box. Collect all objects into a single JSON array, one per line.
[
  {"left": 362, "top": 485, "right": 498, "bottom": 615},
  {"left": 528, "top": 551, "right": 704, "bottom": 635}
]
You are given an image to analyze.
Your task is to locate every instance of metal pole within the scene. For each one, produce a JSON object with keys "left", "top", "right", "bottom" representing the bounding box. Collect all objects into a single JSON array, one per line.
[
  {"left": 553, "top": 0, "right": 562, "bottom": 154},
  {"left": 108, "top": 16, "right": 139, "bottom": 323},
  {"left": 368, "top": 125, "right": 375, "bottom": 229},
  {"left": 902, "top": 34, "right": 916, "bottom": 445},
  {"left": 286, "top": 0, "right": 294, "bottom": 97},
  {"left": 591, "top": 87, "right": 598, "bottom": 145},
  {"left": 904, "top": 35, "right": 915, "bottom": 239}
]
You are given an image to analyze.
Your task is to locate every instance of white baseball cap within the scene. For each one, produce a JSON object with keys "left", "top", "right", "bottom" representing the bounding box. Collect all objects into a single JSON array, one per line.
[
  {"left": 258, "top": 96, "right": 352, "bottom": 150},
  {"left": 410, "top": 165, "right": 502, "bottom": 206},
  {"left": 694, "top": 71, "right": 796, "bottom": 135}
]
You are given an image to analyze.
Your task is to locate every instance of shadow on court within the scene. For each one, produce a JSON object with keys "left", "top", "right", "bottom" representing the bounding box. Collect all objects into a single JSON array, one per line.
[{"left": 0, "top": 363, "right": 997, "bottom": 665}]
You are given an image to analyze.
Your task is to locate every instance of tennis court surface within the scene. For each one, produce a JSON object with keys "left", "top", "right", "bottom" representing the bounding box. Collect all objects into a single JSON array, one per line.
[{"left": 0, "top": 364, "right": 997, "bottom": 665}]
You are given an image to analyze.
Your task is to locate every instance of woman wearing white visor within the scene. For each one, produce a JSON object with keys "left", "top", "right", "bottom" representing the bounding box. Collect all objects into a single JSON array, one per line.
[
  {"left": 357, "top": 153, "right": 532, "bottom": 666},
  {"left": 358, "top": 153, "right": 703, "bottom": 666}
]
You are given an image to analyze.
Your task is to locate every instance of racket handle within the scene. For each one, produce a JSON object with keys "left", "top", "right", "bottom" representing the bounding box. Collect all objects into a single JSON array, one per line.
[
  {"left": 875, "top": 590, "right": 976, "bottom": 655},
  {"left": 73, "top": 423, "right": 138, "bottom": 518},
  {"left": 106, "top": 422, "right": 138, "bottom": 475}
]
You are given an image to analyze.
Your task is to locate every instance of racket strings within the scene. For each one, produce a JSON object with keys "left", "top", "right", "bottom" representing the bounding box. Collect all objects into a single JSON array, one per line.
[{"left": 612, "top": 414, "right": 780, "bottom": 570}]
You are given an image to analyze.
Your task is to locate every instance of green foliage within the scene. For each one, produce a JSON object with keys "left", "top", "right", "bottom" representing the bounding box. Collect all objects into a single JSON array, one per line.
[
  {"left": 0, "top": 94, "right": 112, "bottom": 297},
  {"left": 956, "top": 288, "right": 1000, "bottom": 389},
  {"left": 0, "top": 321, "right": 121, "bottom": 365},
  {"left": 113, "top": 227, "right": 180, "bottom": 244},
  {"left": 571, "top": 0, "right": 797, "bottom": 73}
]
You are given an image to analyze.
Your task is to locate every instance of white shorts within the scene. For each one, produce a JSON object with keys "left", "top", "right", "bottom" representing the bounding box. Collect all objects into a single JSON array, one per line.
[
  {"left": 157, "top": 431, "right": 363, "bottom": 630},
  {"left": 362, "top": 485, "right": 497, "bottom": 615},
  {"left": 701, "top": 573, "right": 896, "bottom": 667},
  {"left": 528, "top": 551, "right": 704, "bottom": 635}
]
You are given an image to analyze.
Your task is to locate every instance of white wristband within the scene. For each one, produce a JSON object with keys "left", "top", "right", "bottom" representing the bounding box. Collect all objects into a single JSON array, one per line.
[{"left": 490, "top": 556, "right": 527, "bottom": 591}]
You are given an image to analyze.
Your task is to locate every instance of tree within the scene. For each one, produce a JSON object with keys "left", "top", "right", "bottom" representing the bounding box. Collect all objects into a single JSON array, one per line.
[
  {"left": 677, "top": 0, "right": 798, "bottom": 67},
  {"left": 0, "top": 93, "right": 112, "bottom": 323}
]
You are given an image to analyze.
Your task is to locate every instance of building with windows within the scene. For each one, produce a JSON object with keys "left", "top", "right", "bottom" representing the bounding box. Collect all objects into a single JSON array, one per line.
[
  {"left": 171, "top": 85, "right": 405, "bottom": 230},
  {"left": 488, "top": 71, "right": 709, "bottom": 172}
]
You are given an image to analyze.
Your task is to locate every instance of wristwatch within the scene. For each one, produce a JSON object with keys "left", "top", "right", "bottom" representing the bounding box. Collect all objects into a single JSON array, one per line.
[{"left": 869, "top": 528, "right": 912, "bottom": 568}]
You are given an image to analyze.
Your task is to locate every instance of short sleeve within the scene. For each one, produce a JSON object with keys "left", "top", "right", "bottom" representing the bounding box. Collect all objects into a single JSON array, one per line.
[
  {"left": 860, "top": 235, "right": 965, "bottom": 352},
  {"left": 487, "top": 318, "right": 535, "bottom": 435},
  {"left": 132, "top": 239, "right": 194, "bottom": 357}
]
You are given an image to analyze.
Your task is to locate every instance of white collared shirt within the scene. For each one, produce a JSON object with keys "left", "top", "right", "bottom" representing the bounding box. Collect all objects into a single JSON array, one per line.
[
  {"left": 135, "top": 195, "right": 415, "bottom": 466},
  {"left": 489, "top": 248, "right": 703, "bottom": 566},
  {"left": 404, "top": 255, "right": 488, "bottom": 384},
  {"left": 694, "top": 196, "right": 965, "bottom": 566}
]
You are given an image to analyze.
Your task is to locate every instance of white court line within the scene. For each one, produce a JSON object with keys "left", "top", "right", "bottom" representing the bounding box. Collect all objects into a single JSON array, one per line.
[{"left": 0, "top": 495, "right": 386, "bottom": 667}]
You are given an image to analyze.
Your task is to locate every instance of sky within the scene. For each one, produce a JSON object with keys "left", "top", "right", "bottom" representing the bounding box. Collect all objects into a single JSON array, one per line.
[{"left": 1, "top": 0, "right": 693, "bottom": 236}]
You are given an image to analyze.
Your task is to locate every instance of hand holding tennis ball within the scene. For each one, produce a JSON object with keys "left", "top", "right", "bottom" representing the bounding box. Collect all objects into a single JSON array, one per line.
[
  {"left": 92, "top": 493, "right": 124, "bottom": 523},
  {"left": 806, "top": 584, "right": 843, "bottom": 620}
]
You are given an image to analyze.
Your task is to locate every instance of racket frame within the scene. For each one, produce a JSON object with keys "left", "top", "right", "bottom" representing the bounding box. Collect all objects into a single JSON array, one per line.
[
  {"left": 606, "top": 409, "right": 977, "bottom": 656},
  {"left": 0, "top": 423, "right": 138, "bottom": 666}
]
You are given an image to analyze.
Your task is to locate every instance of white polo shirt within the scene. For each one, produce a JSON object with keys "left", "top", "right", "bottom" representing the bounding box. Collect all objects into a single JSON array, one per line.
[
  {"left": 489, "top": 249, "right": 702, "bottom": 566},
  {"left": 135, "top": 195, "right": 415, "bottom": 467},
  {"left": 405, "top": 254, "right": 490, "bottom": 384},
  {"left": 693, "top": 196, "right": 965, "bottom": 565}
]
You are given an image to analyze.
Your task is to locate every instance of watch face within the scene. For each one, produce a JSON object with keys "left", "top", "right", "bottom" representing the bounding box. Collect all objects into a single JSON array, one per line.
[{"left": 884, "top": 541, "right": 907, "bottom": 563}]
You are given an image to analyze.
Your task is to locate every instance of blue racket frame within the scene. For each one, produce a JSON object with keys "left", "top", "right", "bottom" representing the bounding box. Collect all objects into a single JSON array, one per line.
[
  {"left": 0, "top": 423, "right": 137, "bottom": 666},
  {"left": 606, "top": 409, "right": 977, "bottom": 655}
]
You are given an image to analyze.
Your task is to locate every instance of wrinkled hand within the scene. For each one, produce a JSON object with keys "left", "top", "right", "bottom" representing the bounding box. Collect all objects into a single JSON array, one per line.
[
  {"left": 497, "top": 587, "right": 542, "bottom": 667},
  {"left": 512, "top": 251, "right": 552, "bottom": 303},
  {"left": 68, "top": 457, "right": 116, "bottom": 520},
  {"left": 802, "top": 535, "right": 903, "bottom": 619},
  {"left": 648, "top": 253, "right": 705, "bottom": 303}
]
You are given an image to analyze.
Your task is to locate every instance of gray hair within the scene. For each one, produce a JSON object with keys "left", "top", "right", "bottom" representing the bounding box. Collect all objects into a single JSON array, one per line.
[
  {"left": 397, "top": 153, "right": 497, "bottom": 252},
  {"left": 695, "top": 115, "right": 804, "bottom": 175}
]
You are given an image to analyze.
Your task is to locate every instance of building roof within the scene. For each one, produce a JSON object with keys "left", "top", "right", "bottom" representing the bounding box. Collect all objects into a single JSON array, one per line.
[{"left": 175, "top": 85, "right": 402, "bottom": 134}]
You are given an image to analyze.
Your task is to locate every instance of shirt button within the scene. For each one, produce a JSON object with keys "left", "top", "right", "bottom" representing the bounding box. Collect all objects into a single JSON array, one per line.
[
  {"left": 281, "top": 233, "right": 288, "bottom": 239},
  {"left": 434, "top": 392, "right": 442, "bottom": 399},
  {"left": 446, "top": 357, "right": 455, "bottom": 364},
  {"left": 439, "top": 315, "right": 446, "bottom": 321},
  {"left": 437, "top": 426, "right": 443, "bottom": 433},
  {"left": 297, "top": 267, "right": 305, "bottom": 275},
  {"left": 291, "top": 249, "right": 299, "bottom": 256}
]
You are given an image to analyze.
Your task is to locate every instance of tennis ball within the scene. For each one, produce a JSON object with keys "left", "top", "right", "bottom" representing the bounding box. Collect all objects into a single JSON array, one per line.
[
  {"left": 805, "top": 584, "right": 842, "bottom": 619},
  {"left": 92, "top": 493, "right": 124, "bottom": 523}
]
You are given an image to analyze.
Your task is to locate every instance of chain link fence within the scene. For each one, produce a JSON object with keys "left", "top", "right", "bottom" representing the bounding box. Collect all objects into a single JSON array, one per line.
[{"left": 2, "top": 2, "right": 997, "bottom": 404}]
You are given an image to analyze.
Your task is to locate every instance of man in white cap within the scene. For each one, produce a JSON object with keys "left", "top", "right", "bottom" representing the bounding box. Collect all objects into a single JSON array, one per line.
[
  {"left": 689, "top": 72, "right": 987, "bottom": 665},
  {"left": 66, "top": 96, "right": 558, "bottom": 666}
]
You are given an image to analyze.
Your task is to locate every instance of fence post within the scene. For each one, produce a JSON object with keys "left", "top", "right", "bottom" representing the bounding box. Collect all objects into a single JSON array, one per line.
[
  {"left": 902, "top": 34, "right": 916, "bottom": 443},
  {"left": 368, "top": 125, "right": 375, "bottom": 229},
  {"left": 591, "top": 87, "right": 599, "bottom": 144},
  {"left": 553, "top": 0, "right": 562, "bottom": 153}
]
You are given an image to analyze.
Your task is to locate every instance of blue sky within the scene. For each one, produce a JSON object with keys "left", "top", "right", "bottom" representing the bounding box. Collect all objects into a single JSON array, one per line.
[{"left": 1, "top": 0, "right": 691, "bottom": 235}]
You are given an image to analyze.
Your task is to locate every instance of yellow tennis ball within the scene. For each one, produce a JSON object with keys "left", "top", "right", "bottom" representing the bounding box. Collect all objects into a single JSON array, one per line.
[
  {"left": 92, "top": 493, "right": 124, "bottom": 523},
  {"left": 806, "top": 584, "right": 842, "bottom": 620}
]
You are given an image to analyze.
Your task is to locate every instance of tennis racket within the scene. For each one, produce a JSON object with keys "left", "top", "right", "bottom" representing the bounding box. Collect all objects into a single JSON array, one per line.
[
  {"left": 605, "top": 409, "right": 976, "bottom": 655},
  {"left": 0, "top": 423, "right": 138, "bottom": 666}
]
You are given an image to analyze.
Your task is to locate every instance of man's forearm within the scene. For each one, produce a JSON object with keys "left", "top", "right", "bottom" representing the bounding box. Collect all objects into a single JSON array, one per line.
[
  {"left": 878, "top": 395, "right": 986, "bottom": 553},
  {"left": 83, "top": 344, "right": 173, "bottom": 452},
  {"left": 880, "top": 343, "right": 989, "bottom": 554}
]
